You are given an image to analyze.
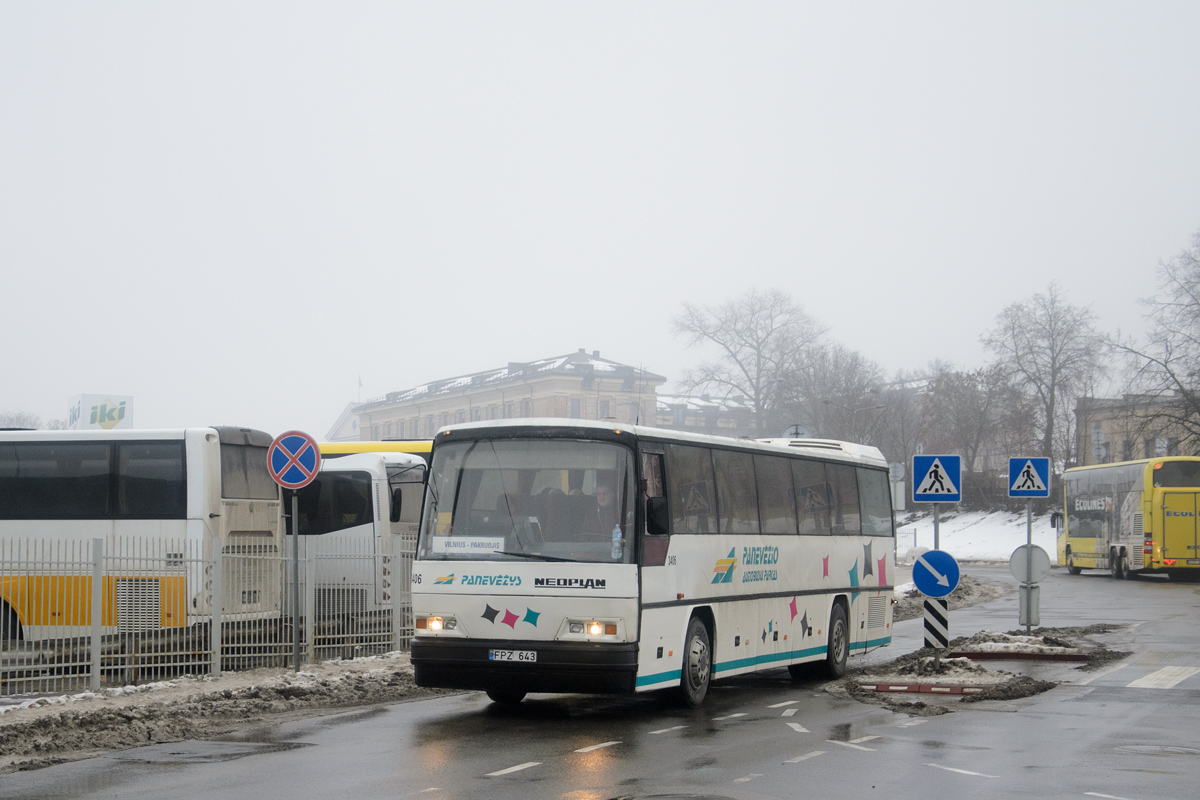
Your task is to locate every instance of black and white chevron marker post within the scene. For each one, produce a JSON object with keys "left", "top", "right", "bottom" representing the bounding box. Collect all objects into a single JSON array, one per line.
[{"left": 923, "top": 598, "right": 949, "bottom": 649}]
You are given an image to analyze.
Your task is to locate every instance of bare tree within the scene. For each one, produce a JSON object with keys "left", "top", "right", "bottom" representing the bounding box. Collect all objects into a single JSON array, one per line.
[
  {"left": 922, "top": 365, "right": 1014, "bottom": 471},
  {"left": 674, "top": 289, "right": 825, "bottom": 434},
  {"left": 1113, "top": 229, "right": 1200, "bottom": 449},
  {"left": 982, "top": 284, "right": 1106, "bottom": 463},
  {"left": 872, "top": 369, "right": 932, "bottom": 483},
  {"left": 776, "top": 343, "right": 885, "bottom": 442},
  {"left": 0, "top": 410, "right": 41, "bottom": 429}
]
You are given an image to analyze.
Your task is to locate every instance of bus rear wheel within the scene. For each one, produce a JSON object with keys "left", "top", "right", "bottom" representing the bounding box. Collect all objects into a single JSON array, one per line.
[
  {"left": 824, "top": 603, "right": 849, "bottom": 679},
  {"left": 0, "top": 602, "right": 21, "bottom": 644},
  {"left": 1112, "top": 551, "right": 1128, "bottom": 580},
  {"left": 679, "top": 616, "right": 711, "bottom": 708}
]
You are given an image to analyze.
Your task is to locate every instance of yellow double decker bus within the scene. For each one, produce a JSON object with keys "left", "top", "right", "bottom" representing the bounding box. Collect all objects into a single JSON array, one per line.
[{"left": 1057, "top": 457, "right": 1200, "bottom": 581}]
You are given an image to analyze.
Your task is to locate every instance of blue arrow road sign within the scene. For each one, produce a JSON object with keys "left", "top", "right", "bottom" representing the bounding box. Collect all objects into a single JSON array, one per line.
[
  {"left": 913, "top": 455, "right": 961, "bottom": 503},
  {"left": 268, "top": 430, "right": 322, "bottom": 490},
  {"left": 1008, "top": 457, "right": 1051, "bottom": 498},
  {"left": 912, "top": 549, "right": 960, "bottom": 598}
]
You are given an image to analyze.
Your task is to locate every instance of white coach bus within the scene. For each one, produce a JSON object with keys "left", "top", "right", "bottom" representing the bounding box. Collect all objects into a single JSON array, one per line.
[
  {"left": 287, "top": 450, "right": 426, "bottom": 617},
  {"left": 410, "top": 420, "right": 895, "bottom": 706},
  {"left": 0, "top": 427, "right": 283, "bottom": 642}
]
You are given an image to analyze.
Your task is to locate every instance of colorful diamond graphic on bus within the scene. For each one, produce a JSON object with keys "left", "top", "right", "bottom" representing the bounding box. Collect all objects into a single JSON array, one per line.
[
  {"left": 712, "top": 548, "right": 737, "bottom": 584},
  {"left": 434, "top": 574, "right": 455, "bottom": 585}
]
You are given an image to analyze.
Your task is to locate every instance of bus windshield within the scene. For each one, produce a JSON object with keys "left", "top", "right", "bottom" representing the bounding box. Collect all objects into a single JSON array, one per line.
[
  {"left": 418, "top": 438, "right": 636, "bottom": 563},
  {"left": 1153, "top": 460, "right": 1200, "bottom": 488}
]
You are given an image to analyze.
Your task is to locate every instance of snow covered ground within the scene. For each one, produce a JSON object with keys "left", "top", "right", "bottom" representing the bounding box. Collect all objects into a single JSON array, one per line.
[{"left": 895, "top": 510, "right": 1058, "bottom": 563}]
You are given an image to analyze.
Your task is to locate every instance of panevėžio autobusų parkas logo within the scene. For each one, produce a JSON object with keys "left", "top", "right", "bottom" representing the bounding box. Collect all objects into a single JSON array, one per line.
[
  {"left": 434, "top": 575, "right": 455, "bottom": 585},
  {"left": 711, "top": 548, "right": 737, "bottom": 584}
]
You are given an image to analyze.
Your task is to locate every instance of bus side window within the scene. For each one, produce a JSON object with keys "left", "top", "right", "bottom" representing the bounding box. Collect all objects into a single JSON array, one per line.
[
  {"left": 665, "top": 444, "right": 717, "bottom": 534},
  {"left": 826, "top": 463, "right": 861, "bottom": 536},
  {"left": 793, "top": 459, "right": 831, "bottom": 535},
  {"left": 642, "top": 451, "right": 666, "bottom": 533}
]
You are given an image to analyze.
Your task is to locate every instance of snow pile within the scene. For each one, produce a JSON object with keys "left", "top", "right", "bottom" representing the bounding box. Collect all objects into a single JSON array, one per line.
[
  {"left": 0, "top": 650, "right": 412, "bottom": 716},
  {"left": 857, "top": 656, "right": 1011, "bottom": 687},
  {"left": 951, "top": 630, "right": 1080, "bottom": 655},
  {"left": 896, "top": 510, "right": 1058, "bottom": 562}
]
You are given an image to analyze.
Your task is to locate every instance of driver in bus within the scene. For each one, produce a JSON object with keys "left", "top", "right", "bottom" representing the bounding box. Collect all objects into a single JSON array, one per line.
[{"left": 582, "top": 477, "right": 621, "bottom": 536}]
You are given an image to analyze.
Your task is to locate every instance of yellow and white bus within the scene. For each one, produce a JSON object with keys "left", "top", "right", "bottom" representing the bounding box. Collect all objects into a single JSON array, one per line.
[
  {"left": 1057, "top": 457, "right": 1200, "bottom": 581},
  {"left": 288, "top": 450, "right": 426, "bottom": 614},
  {"left": 410, "top": 420, "right": 895, "bottom": 706},
  {"left": 319, "top": 439, "right": 432, "bottom": 465},
  {"left": 0, "top": 427, "right": 283, "bottom": 642}
]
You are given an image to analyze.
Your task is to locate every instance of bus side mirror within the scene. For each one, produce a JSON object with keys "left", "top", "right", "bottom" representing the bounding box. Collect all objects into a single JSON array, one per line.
[
  {"left": 646, "top": 496, "right": 669, "bottom": 536},
  {"left": 390, "top": 488, "right": 403, "bottom": 523},
  {"left": 1050, "top": 511, "right": 1062, "bottom": 529}
]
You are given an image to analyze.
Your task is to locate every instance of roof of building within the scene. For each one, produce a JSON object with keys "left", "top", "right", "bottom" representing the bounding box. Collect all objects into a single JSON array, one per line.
[
  {"left": 359, "top": 350, "right": 666, "bottom": 409},
  {"left": 656, "top": 392, "right": 754, "bottom": 413}
]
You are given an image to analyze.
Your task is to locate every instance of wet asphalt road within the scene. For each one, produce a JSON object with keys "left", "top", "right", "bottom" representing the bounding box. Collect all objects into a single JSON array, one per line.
[{"left": 5, "top": 564, "right": 1200, "bottom": 800}]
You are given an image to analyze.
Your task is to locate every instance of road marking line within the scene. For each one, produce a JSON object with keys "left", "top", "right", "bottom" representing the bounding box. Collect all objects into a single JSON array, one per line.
[
  {"left": 926, "top": 763, "right": 997, "bottom": 778},
  {"left": 575, "top": 741, "right": 620, "bottom": 753},
  {"left": 1075, "top": 663, "right": 1127, "bottom": 686},
  {"left": 828, "top": 739, "right": 875, "bottom": 751},
  {"left": 486, "top": 762, "right": 541, "bottom": 777},
  {"left": 713, "top": 712, "right": 748, "bottom": 721},
  {"left": 897, "top": 719, "right": 927, "bottom": 727},
  {"left": 782, "top": 708, "right": 798, "bottom": 717},
  {"left": 849, "top": 735, "right": 880, "bottom": 744},
  {"left": 769, "top": 700, "right": 800, "bottom": 708},
  {"left": 786, "top": 751, "right": 826, "bottom": 763},
  {"left": 733, "top": 774, "right": 763, "bottom": 783},
  {"left": 787, "top": 722, "right": 810, "bottom": 733},
  {"left": 648, "top": 725, "right": 687, "bottom": 735},
  {"left": 1085, "top": 793, "right": 1136, "bottom": 800},
  {"left": 1126, "top": 666, "right": 1200, "bottom": 689}
]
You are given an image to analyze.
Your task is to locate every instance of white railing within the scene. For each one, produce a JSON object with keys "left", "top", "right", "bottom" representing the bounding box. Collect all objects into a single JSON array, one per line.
[{"left": 0, "top": 534, "right": 415, "bottom": 696}]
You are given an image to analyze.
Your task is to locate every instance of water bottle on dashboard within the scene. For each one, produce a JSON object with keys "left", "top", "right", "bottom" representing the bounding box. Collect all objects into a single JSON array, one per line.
[{"left": 611, "top": 524, "right": 623, "bottom": 560}]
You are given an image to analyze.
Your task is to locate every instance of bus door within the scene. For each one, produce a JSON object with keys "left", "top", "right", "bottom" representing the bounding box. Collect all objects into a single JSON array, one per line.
[
  {"left": 385, "top": 464, "right": 426, "bottom": 609},
  {"left": 1161, "top": 492, "right": 1200, "bottom": 567}
]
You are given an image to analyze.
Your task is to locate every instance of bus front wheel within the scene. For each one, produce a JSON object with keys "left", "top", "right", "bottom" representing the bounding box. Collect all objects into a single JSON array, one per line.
[
  {"left": 679, "top": 616, "right": 711, "bottom": 708},
  {"left": 1066, "top": 552, "right": 1082, "bottom": 575},
  {"left": 486, "top": 689, "right": 526, "bottom": 706},
  {"left": 824, "top": 603, "right": 849, "bottom": 679}
]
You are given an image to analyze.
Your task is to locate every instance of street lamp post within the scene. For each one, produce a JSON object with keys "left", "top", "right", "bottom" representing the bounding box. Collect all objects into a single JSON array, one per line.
[{"left": 822, "top": 399, "right": 885, "bottom": 441}]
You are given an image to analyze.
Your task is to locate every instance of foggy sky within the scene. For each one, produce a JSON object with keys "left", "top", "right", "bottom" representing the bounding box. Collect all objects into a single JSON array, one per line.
[{"left": 3, "top": 2, "right": 1199, "bottom": 437}]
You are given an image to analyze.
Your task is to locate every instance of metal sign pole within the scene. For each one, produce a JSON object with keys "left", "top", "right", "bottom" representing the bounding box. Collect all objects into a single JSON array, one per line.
[
  {"left": 292, "top": 489, "right": 302, "bottom": 672},
  {"left": 933, "top": 504, "right": 940, "bottom": 551},
  {"left": 1025, "top": 499, "right": 1033, "bottom": 634}
]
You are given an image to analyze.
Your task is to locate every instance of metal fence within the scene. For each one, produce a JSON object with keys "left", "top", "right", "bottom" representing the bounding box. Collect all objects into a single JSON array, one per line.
[{"left": 0, "top": 533, "right": 416, "bottom": 697}]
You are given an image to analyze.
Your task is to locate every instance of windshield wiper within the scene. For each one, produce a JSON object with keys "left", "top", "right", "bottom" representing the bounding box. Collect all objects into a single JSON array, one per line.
[{"left": 492, "top": 550, "right": 583, "bottom": 563}]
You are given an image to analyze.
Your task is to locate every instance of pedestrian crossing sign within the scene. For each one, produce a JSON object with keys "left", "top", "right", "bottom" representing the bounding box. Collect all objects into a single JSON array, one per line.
[
  {"left": 1008, "top": 457, "right": 1051, "bottom": 498},
  {"left": 912, "top": 455, "right": 961, "bottom": 503}
]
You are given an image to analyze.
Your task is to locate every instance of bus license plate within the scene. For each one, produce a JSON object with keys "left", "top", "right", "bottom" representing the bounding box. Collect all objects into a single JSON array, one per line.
[
  {"left": 1187, "top": 559, "right": 1200, "bottom": 565},
  {"left": 489, "top": 649, "right": 536, "bottom": 662}
]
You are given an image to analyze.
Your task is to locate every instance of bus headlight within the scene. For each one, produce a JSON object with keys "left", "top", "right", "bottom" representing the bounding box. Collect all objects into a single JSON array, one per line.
[
  {"left": 562, "top": 619, "right": 621, "bottom": 639},
  {"left": 417, "top": 615, "right": 458, "bottom": 633}
]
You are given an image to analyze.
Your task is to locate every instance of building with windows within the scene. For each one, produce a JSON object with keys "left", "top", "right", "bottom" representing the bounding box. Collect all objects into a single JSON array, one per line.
[
  {"left": 338, "top": 350, "right": 666, "bottom": 441},
  {"left": 1074, "top": 393, "right": 1194, "bottom": 466},
  {"left": 655, "top": 393, "right": 756, "bottom": 438}
]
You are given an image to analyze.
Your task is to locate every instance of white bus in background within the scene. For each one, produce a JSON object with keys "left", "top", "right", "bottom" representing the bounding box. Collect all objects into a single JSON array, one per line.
[
  {"left": 410, "top": 419, "right": 895, "bottom": 706},
  {"left": 287, "top": 451, "right": 426, "bottom": 640},
  {"left": 0, "top": 427, "right": 283, "bottom": 643}
]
